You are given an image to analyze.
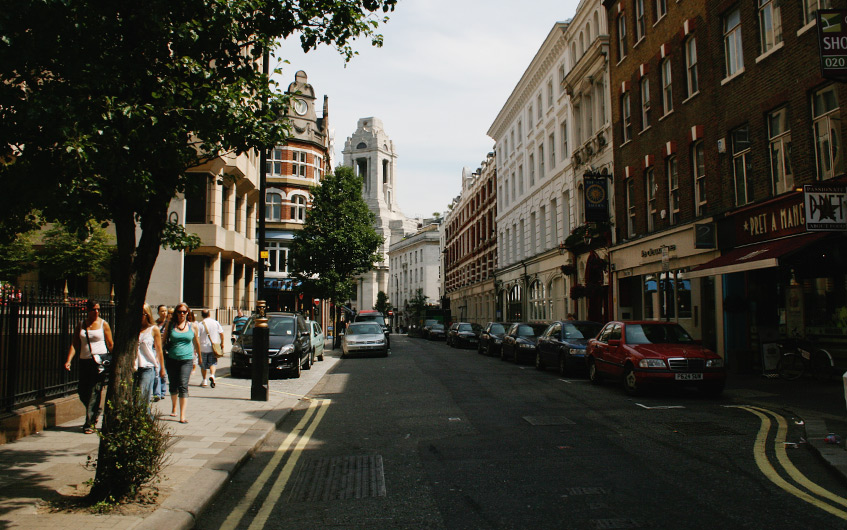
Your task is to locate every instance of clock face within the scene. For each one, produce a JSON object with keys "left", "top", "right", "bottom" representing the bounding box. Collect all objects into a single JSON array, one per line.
[
  {"left": 293, "top": 99, "right": 308, "bottom": 116},
  {"left": 586, "top": 183, "right": 606, "bottom": 204}
]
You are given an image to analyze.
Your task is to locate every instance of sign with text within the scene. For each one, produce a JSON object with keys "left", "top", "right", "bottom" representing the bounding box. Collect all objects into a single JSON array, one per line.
[
  {"left": 818, "top": 10, "right": 847, "bottom": 79},
  {"left": 583, "top": 176, "right": 609, "bottom": 223},
  {"left": 731, "top": 193, "right": 806, "bottom": 246},
  {"left": 804, "top": 183, "right": 847, "bottom": 231}
]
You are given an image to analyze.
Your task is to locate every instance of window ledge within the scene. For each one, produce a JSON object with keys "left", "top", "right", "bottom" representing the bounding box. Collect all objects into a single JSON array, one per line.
[
  {"left": 621, "top": 139, "right": 633, "bottom": 148},
  {"left": 639, "top": 125, "right": 653, "bottom": 135},
  {"left": 755, "top": 41, "right": 784, "bottom": 64},
  {"left": 653, "top": 14, "right": 666, "bottom": 27},
  {"left": 720, "top": 68, "right": 745, "bottom": 86},
  {"left": 659, "top": 109, "right": 675, "bottom": 121},
  {"left": 633, "top": 37, "right": 645, "bottom": 49},
  {"left": 682, "top": 91, "right": 700, "bottom": 105},
  {"left": 797, "top": 20, "right": 816, "bottom": 37},
  {"left": 616, "top": 56, "right": 627, "bottom": 68}
]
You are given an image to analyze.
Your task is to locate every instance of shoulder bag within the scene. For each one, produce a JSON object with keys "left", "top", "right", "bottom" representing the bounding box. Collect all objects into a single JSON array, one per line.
[
  {"left": 203, "top": 321, "right": 224, "bottom": 358},
  {"left": 85, "top": 324, "right": 113, "bottom": 379}
]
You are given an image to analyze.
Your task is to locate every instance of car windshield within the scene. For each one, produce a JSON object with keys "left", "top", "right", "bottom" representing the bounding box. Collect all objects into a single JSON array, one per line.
[
  {"left": 424, "top": 319, "right": 438, "bottom": 327},
  {"left": 347, "top": 323, "right": 383, "bottom": 336},
  {"left": 458, "top": 324, "right": 473, "bottom": 332},
  {"left": 625, "top": 323, "right": 695, "bottom": 344},
  {"left": 489, "top": 323, "right": 506, "bottom": 334},
  {"left": 431, "top": 324, "right": 445, "bottom": 331},
  {"left": 357, "top": 314, "right": 385, "bottom": 325},
  {"left": 268, "top": 317, "right": 295, "bottom": 336},
  {"left": 563, "top": 322, "right": 602, "bottom": 340},
  {"left": 517, "top": 324, "right": 547, "bottom": 337}
]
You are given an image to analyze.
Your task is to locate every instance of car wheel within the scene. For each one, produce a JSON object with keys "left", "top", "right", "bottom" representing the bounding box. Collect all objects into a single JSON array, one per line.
[
  {"left": 382, "top": 347, "right": 389, "bottom": 358},
  {"left": 558, "top": 355, "right": 569, "bottom": 377},
  {"left": 535, "top": 352, "right": 544, "bottom": 371},
  {"left": 290, "top": 357, "right": 302, "bottom": 378},
  {"left": 303, "top": 350, "right": 312, "bottom": 370},
  {"left": 588, "top": 358, "right": 602, "bottom": 385},
  {"left": 623, "top": 365, "right": 640, "bottom": 396},
  {"left": 318, "top": 353, "right": 324, "bottom": 361}
]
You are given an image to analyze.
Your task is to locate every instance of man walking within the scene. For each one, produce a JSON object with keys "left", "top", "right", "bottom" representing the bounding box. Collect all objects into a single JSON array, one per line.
[
  {"left": 232, "top": 309, "right": 248, "bottom": 335},
  {"left": 198, "top": 309, "right": 224, "bottom": 388}
]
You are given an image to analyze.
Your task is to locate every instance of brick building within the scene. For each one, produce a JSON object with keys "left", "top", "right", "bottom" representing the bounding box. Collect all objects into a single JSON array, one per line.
[{"left": 604, "top": 0, "right": 847, "bottom": 368}]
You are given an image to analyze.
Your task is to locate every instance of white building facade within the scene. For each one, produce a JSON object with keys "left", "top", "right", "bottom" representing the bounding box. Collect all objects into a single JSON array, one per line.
[{"left": 388, "top": 222, "right": 442, "bottom": 328}]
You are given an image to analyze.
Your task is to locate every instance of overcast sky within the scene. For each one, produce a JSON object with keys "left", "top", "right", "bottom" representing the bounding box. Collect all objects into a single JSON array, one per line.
[{"left": 275, "top": 0, "right": 581, "bottom": 219}]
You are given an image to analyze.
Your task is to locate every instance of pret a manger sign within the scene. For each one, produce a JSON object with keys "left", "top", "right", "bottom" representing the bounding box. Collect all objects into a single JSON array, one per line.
[{"left": 818, "top": 10, "right": 847, "bottom": 79}]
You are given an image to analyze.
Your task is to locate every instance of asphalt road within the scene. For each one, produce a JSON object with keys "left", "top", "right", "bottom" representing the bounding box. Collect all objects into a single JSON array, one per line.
[{"left": 197, "top": 334, "right": 847, "bottom": 529}]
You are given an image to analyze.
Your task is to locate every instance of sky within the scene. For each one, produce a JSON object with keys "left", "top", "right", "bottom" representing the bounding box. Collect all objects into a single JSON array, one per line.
[{"left": 274, "top": 0, "right": 582, "bottom": 220}]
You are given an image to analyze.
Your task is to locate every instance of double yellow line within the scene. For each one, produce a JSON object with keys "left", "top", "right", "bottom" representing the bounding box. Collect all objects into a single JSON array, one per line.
[
  {"left": 732, "top": 405, "right": 847, "bottom": 519},
  {"left": 219, "top": 398, "right": 332, "bottom": 530}
]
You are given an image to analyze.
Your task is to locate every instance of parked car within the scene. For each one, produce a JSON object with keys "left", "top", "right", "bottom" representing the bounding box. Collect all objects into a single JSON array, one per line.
[
  {"left": 230, "top": 312, "right": 313, "bottom": 379},
  {"left": 354, "top": 310, "right": 390, "bottom": 347},
  {"left": 478, "top": 322, "right": 513, "bottom": 356},
  {"left": 428, "top": 323, "right": 447, "bottom": 341},
  {"left": 308, "top": 320, "right": 325, "bottom": 362},
  {"left": 447, "top": 322, "right": 482, "bottom": 348},
  {"left": 421, "top": 319, "right": 440, "bottom": 339},
  {"left": 342, "top": 322, "right": 389, "bottom": 357},
  {"left": 536, "top": 320, "right": 603, "bottom": 375},
  {"left": 501, "top": 322, "right": 549, "bottom": 364},
  {"left": 586, "top": 320, "right": 726, "bottom": 396}
]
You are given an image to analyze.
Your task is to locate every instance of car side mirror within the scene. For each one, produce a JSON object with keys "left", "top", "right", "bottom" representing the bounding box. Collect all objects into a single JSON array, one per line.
[{"left": 608, "top": 339, "right": 622, "bottom": 347}]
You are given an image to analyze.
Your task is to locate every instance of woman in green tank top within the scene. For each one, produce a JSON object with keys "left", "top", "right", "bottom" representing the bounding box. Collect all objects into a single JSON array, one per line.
[{"left": 165, "top": 303, "right": 200, "bottom": 423}]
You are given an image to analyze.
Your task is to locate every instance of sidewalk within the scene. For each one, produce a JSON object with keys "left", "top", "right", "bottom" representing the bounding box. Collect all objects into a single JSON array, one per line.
[
  {"left": 0, "top": 348, "right": 340, "bottom": 530},
  {"left": 1, "top": 352, "right": 847, "bottom": 529}
]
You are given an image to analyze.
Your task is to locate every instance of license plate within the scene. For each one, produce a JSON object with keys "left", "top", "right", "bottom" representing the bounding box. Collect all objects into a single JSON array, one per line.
[
  {"left": 247, "top": 358, "right": 252, "bottom": 364},
  {"left": 675, "top": 373, "right": 703, "bottom": 381}
]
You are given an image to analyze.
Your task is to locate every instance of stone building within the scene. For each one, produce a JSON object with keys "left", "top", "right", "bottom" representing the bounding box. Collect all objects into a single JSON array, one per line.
[
  {"left": 342, "top": 117, "right": 417, "bottom": 311},
  {"left": 443, "top": 154, "right": 498, "bottom": 325},
  {"left": 388, "top": 221, "right": 443, "bottom": 329}
]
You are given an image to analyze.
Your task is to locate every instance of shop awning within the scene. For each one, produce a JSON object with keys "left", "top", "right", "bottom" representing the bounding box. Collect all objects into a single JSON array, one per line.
[{"left": 686, "top": 233, "right": 828, "bottom": 278}]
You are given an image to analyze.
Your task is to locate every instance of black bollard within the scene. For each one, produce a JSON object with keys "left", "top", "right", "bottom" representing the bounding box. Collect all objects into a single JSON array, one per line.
[{"left": 251, "top": 301, "right": 269, "bottom": 401}]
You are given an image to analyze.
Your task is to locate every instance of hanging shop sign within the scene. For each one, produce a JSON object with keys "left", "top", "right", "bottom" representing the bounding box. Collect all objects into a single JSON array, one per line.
[
  {"left": 804, "top": 183, "right": 847, "bottom": 231},
  {"left": 817, "top": 10, "right": 847, "bottom": 80},
  {"left": 733, "top": 194, "right": 806, "bottom": 246},
  {"left": 584, "top": 174, "right": 610, "bottom": 223}
]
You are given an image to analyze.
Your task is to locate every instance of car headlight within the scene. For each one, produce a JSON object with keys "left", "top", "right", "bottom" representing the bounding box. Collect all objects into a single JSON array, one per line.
[
  {"left": 520, "top": 343, "right": 535, "bottom": 349},
  {"left": 569, "top": 348, "right": 583, "bottom": 355},
  {"left": 231, "top": 344, "right": 242, "bottom": 354},
  {"left": 277, "top": 344, "right": 295, "bottom": 356},
  {"left": 638, "top": 359, "right": 666, "bottom": 368},
  {"left": 706, "top": 358, "right": 724, "bottom": 368},
  {"left": 493, "top": 338, "right": 502, "bottom": 344}
]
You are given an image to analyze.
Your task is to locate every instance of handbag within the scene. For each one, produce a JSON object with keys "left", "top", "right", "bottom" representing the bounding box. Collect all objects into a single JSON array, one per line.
[
  {"left": 202, "top": 320, "right": 224, "bottom": 358},
  {"left": 84, "top": 327, "right": 112, "bottom": 379}
]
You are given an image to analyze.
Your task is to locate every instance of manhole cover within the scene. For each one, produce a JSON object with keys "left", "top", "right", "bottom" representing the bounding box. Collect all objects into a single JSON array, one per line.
[
  {"left": 523, "top": 416, "right": 575, "bottom": 426},
  {"left": 591, "top": 519, "right": 642, "bottom": 529},
  {"left": 566, "top": 486, "right": 608, "bottom": 495},
  {"left": 664, "top": 422, "right": 741, "bottom": 436},
  {"left": 288, "top": 455, "right": 386, "bottom": 502}
]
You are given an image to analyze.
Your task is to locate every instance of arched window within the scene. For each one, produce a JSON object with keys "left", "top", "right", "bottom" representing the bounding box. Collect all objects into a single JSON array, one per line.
[
  {"left": 290, "top": 194, "right": 307, "bottom": 222},
  {"left": 266, "top": 192, "right": 281, "bottom": 221},
  {"left": 529, "top": 280, "right": 546, "bottom": 320}
]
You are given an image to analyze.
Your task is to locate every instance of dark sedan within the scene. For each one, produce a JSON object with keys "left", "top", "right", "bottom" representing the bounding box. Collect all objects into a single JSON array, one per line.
[
  {"left": 230, "top": 312, "right": 312, "bottom": 379},
  {"left": 478, "top": 322, "right": 513, "bottom": 356},
  {"left": 535, "top": 320, "right": 603, "bottom": 376},
  {"left": 447, "top": 322, "right": 482, "bottom": 348},
  {"left": 501, "top": 322, "right": 549, "bottom": 364},
  {"left": 428, "top": 323, "right": 446, "bottom": 340}
]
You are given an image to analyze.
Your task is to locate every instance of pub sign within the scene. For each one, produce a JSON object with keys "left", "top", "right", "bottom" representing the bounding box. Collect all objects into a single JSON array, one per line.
[{"left": 584, "top": 175, "right": 609, "bottom": 223}]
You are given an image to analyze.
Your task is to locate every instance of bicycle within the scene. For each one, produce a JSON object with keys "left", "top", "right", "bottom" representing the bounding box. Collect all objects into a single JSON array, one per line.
[{"left": 776, "top": 337, "right": 836, "bottom": 381}]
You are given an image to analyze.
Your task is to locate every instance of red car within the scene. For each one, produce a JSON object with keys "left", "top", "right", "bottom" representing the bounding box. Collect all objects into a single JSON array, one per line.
[{"left": 586, "top": 321, "right": 726, "bottom": 396}]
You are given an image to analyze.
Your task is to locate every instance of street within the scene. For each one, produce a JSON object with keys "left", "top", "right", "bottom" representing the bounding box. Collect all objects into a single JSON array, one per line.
[{"left": 197, "top": 334, "right": 847, "bottom": 529}]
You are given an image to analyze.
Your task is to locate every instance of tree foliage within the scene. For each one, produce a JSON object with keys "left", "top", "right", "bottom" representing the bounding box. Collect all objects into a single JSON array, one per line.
[
  {"left": 289, "top": 166, "right": 383, "bottom": 304},
  {"left": 37, "top": 223, "right": 114, "bottom": 281},
  {"left": 375, "top": 290, "right": 390, "bottom": 313},
  {"left": 0, "top": 232, "right": 35, "bottom": 282},
  {"left": 0, "top": 0, "right": 395, "bottom": 502}
]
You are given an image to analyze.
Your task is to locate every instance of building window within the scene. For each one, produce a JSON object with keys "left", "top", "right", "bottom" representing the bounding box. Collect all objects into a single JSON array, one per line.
[
  {"left": 584, "top": 92, "right": 594, "bottom": 137},
  {"left": 550, "top": 198, "right": 558, "bottom": 244},
  {"left": 266, "top": 192, "right": 282, "bottom": 221},
  {"left": 731, "top": 125, "right": 752, "bottom": 206},
  {"left": 292, "top": 151, "right": 309, "bottom": 177},
  {"left": 812, "top": 84, "right": 844, "bottom": 180},
  {"left": 539, "top": 145, "right": 545, "bottom": 178},
  {"left": 528, "top": 105, "right": 533, "bottom": 127},
  {"left": 635, "top": 0, "right": 646, "bottom": 42},
  {"left": 693, "top": 141, "right": 706, "bottom": 216},
  {"left": 549, "top": 133, "right": 556, "bottom": 168},
  {"left": 537, "top": 94, "right": 543, "bottom": 120},
  {"left": 547, "top": 80, "right": 554, "bottom": 108},
  {"left": 518, "top": 120, "right": 522, "bottom": 139},
  {"left": 667, "top": 156, "right": 679, "bottom": 225},
  {"left": 641, "top": 77, "right": 651, "bottom": 129},
  {"left": 768, "top": 106, "right": 794, "bottom": 195},
  {"left": 656, "top": 0, "right": 667, "bottom": 20},
  {"left": 529, "top": 154, "right": 535, "bottom": 187},
  {"left": 685, "top": 37, "right": 699, "bottom": 97},
  {"left": 759, "top": 0, "right": 783, "bottom": 54},
  {"left": 290, "top": 194, "right": 307, "bottom": 222},
  {"left": 562, "top": 191, "right": 571, "bottom": 236},
  {"left": 804, "top": 0, "right": 832, "bottom": 25},
  {"left": 540, "top": 205, "right": 547, "bottom": 250},
  {"left": 661, "top": 58, "right": 673, "bottom": 114},
  {"left": 266, "top": 242, "right": 289, "bottom": 274},
  {"left": 646, "top": 168, "right": 657, "bottom": 232},
  {"left": 267, "top": 148, "right": 284, "bottom": 176},
  {"left": 622, "top": 93, "right": 633, "bottom": 142},
  {"left": 561, "top": 121, "right": 569, "bottom": 160},
  {"left": 574, "top": 103, "right": 583, "bottom": 144},
  {"left": 724, "top": 7, "right": 744, "bottom": 77},
  {"left": 559, "top": 65, "right": 566, "bottom": 94},
  {"left": 530, "top": 212, "right": 537, "bottom": 255},
  {"left": 626, "top": 178, "right": 636, "bottom": 237},
  {"left": 617, "top": 14, "right": 628, "bottom": 60}
]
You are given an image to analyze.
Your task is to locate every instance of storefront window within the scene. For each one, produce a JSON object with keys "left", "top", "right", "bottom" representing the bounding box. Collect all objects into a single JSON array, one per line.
[
  {"left": 644, "top": 275, "right": 656, "bottom": 319},
  {"left": 645, "top": 271, "right": 691, "bottom": 321}
]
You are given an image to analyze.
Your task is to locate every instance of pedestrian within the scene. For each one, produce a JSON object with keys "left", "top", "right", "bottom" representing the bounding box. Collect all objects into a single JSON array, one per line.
[
  {"left": 186, "top": 309, "right": 199, "bottom": 376},
  {"left": 152, "top": 304, "right": 170, "bottom": 401},
  {"left": 232, "top": 309, "right": 248, "bottom": 335},
  {"left": 566, "top": 313, "right": 576, "bottom": 320},
  {"left": 64, "top": 300, "right": 114, "bottom": 434},
  {"left": 164, "top": 303, "right": 200, "bottom": 424},
  {"left": 135, "top": 304, "right": 165, "bottom": 408},
  {"left": 198, "top": 309, "right": 224, "bottom": 388}
]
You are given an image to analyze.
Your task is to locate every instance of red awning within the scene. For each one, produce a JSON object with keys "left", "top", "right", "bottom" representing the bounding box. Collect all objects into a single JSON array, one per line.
[{"left": 686, "top": 233, "right": 829, "bottom": 278}]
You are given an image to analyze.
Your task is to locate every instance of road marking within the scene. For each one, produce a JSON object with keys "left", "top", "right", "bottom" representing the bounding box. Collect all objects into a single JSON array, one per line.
[
  {"left": 635, "top": 403, "right": 685, "bottom": 410},
  {"left": 248, "top": 398, "right": 331, "bottom": 530},
  {"left": 731, "top": 405, "right": 847, "bottom": 520},
  {"left": 218, "top": 399, "right": 329, "bottom": 530}
]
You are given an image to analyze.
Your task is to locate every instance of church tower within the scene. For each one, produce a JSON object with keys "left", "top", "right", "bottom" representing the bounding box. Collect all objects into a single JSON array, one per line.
[{"left": 343, "top": 118, "right": 417, "bottom": 311}]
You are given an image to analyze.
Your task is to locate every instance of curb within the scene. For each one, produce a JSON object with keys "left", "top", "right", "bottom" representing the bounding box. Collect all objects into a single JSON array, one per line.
[{"left": 804, "top": 418, "right": 847, "bottom": 487}]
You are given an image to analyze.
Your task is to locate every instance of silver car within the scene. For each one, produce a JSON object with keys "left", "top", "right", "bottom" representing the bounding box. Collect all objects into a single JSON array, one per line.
[{"left": 342, "top": 322, "right": 388, "bottom": 358}]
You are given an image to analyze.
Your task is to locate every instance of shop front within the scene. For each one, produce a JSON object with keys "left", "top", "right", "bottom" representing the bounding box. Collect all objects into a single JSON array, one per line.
[
  {"left": 610, "top": 222, "right": 720, "bottom": 353},
  {"left": 687, "top": 191, "right": 847, "bottom": 372}
]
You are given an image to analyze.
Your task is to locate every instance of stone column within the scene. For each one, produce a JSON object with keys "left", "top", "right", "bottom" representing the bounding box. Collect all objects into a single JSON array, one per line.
[
  {"left": 207, "top": 252, "right": 222, "bottom": 309},
  {"left": 222, "top": 258, "right": 234, "bottom": 309}
]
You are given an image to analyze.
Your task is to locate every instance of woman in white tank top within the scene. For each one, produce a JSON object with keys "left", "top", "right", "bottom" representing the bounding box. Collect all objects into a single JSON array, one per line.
[
  {"left": 64, "top": 300, "right": 114, "bottom": 434},
  {"left": 135, "top": 304, "right": 165, "bottom": 407}
]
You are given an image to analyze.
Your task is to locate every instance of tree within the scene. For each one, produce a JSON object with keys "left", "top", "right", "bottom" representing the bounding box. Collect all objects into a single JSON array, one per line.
[
  {"left": 0, "top": 0, "right": 396, "bottom": 503},
  {"left": 406, "top": 288, "right": 427, "bottom": 323},
  {"left": 37, "top": 223, "right": 114, "bottom": 283},
  {"left": 0, "top": 233, "right": 35, "bottom": 283},
  {"left": 374, "top": 290, "right": 390, "bottom": 313},
  {"left": 289, "top": 166, "right": 383, "bottom": 305}
]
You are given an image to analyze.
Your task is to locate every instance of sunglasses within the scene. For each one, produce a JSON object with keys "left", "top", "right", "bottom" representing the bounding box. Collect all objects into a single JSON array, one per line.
[{"left": 176, "top": 310, "right": 188, "bottom": 314}]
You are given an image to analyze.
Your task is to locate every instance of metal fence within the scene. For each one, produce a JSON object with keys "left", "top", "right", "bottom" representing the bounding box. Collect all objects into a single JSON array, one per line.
[{"left": 0, "top": 286, "right": 115, "bottom": 412}]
